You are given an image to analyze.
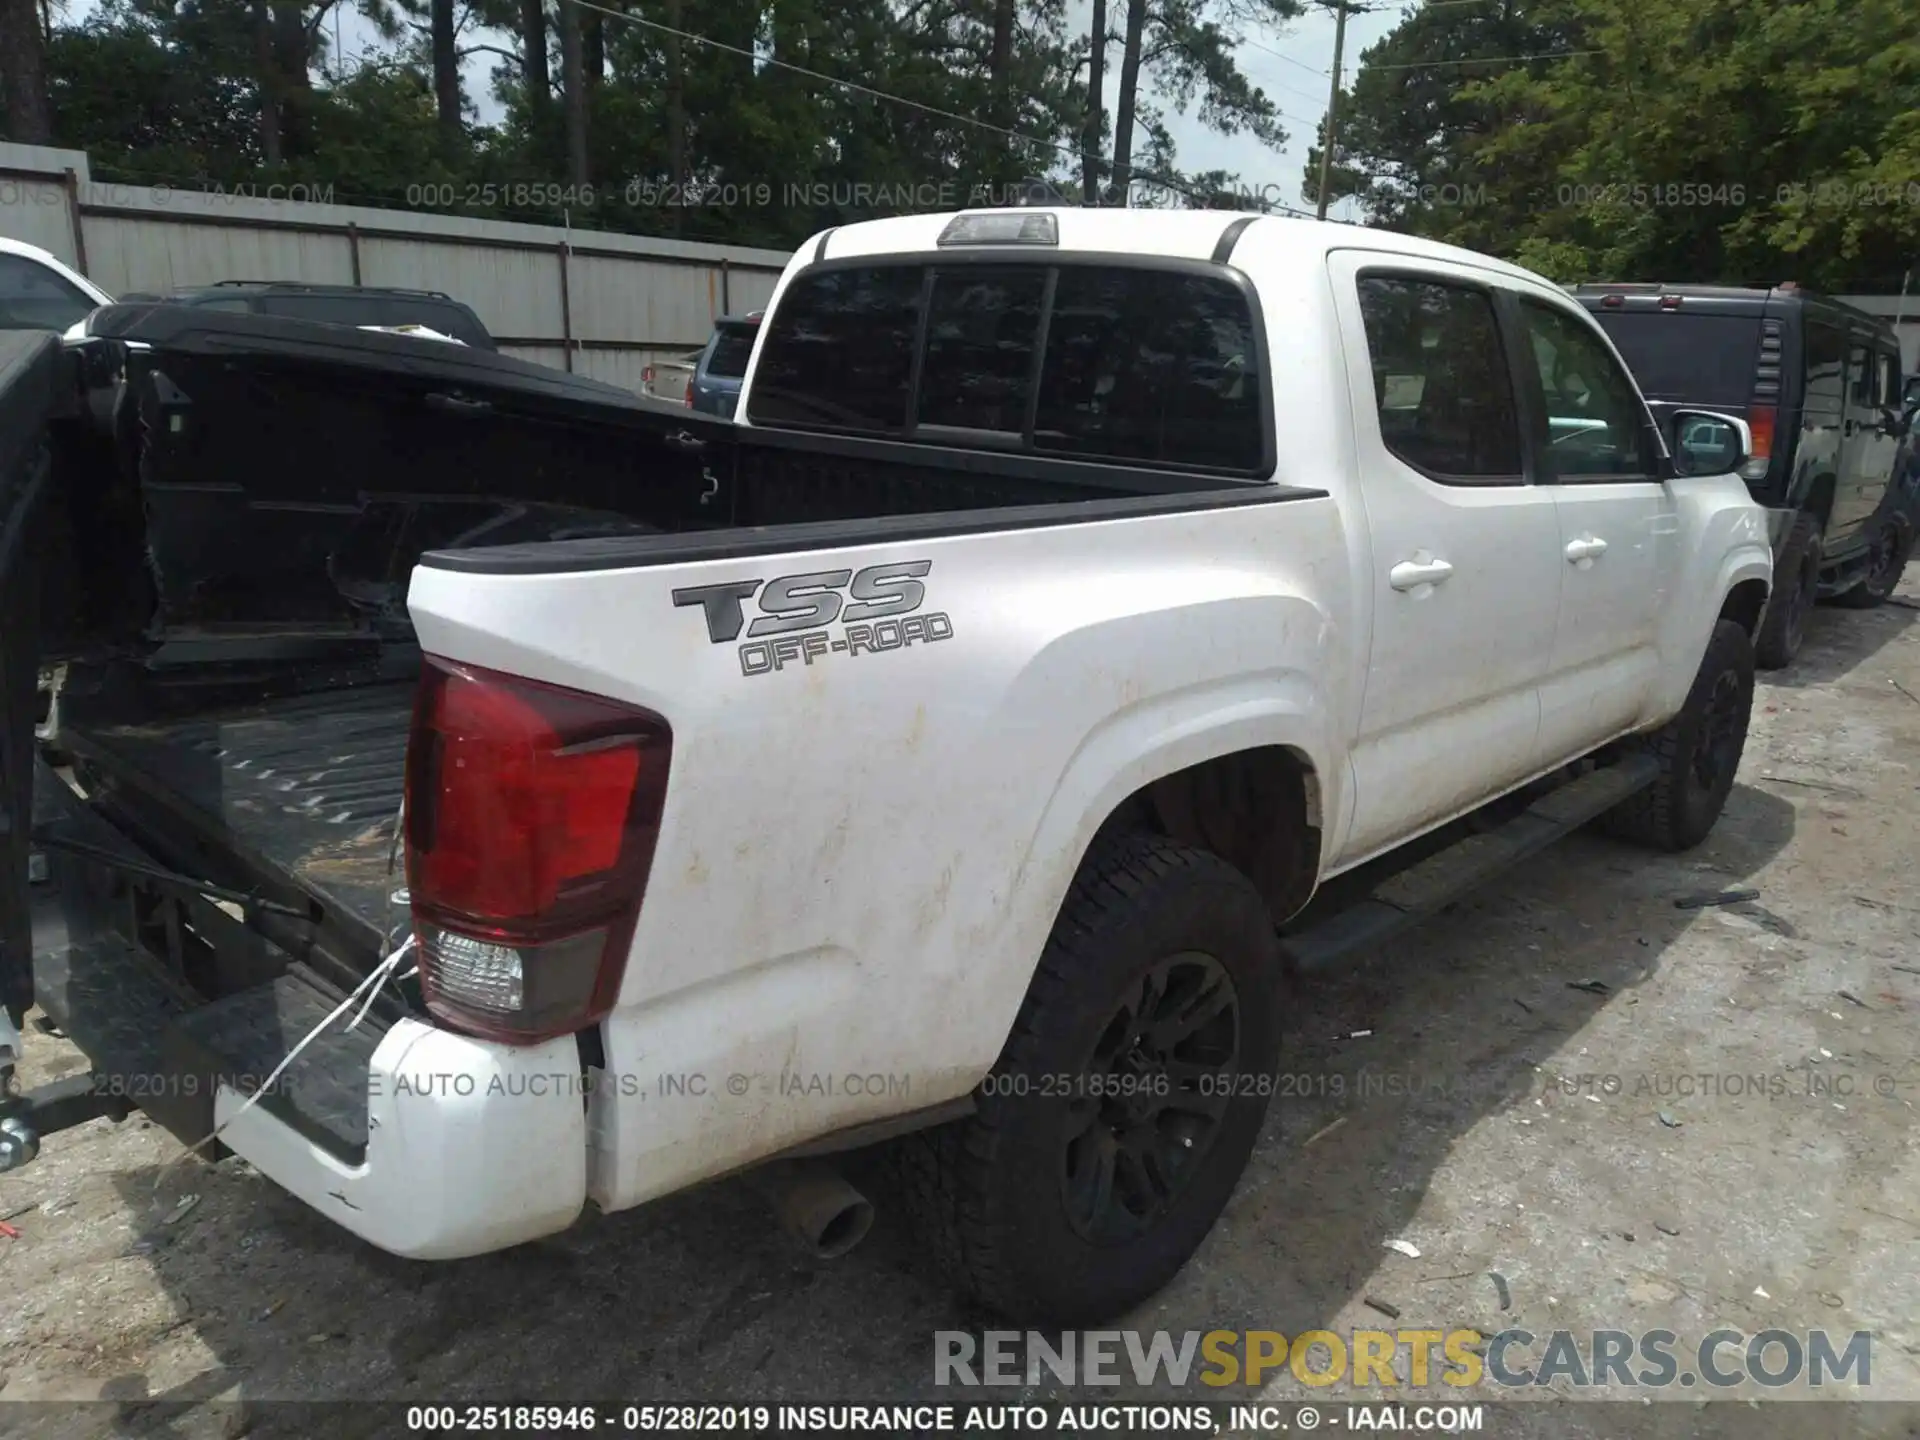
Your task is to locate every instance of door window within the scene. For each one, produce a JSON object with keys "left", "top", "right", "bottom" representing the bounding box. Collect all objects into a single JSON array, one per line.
[
  {"left": 1518, "top": 298, "right": 1657, "bottom": 480},
  {"left": 1847, "top": 341, "right": 1875, "bottom": 408},
  {"left": 1355, "top": 275, "right": 1523, "bottom": 484}
]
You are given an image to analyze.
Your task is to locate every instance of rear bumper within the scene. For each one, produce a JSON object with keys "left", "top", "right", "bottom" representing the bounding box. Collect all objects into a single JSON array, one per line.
[
  {"left": 213, "top": 1019, "right": 587, "bottom": 1260},
  {"left": 28, "top": 763, "right": 586, "bottom": 1260}
]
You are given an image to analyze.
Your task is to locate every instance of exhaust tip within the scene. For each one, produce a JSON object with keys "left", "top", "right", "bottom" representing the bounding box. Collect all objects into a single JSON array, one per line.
[
  {"left": 807, "top": 1193, "right": 875, "bottom": 1261},
  {"left": 757, "top": 1160, "right": 875, "bottom": 1261}
]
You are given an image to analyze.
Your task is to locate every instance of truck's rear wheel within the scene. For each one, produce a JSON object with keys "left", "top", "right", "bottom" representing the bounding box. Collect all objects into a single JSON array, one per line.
[
  {"left": 1755, "top": 513, "right": 1820, "bottom": 668},
  {"left": 890, "top": 831, "right": 1282, "bottom": 1324},
  {"left": 1596, "top": 619, "right": 1754, "bottom": 852}
]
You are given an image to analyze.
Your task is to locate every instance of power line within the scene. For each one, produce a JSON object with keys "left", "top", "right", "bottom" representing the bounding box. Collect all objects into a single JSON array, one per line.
[
  {"left": 575, "top": 0, "right": 1319, "bottom": 218},
  {"left": 1362, "top": 47, "right": 1601, "bottom": 69},
  {"left": 1239, "top": 33, "right": 1331, "bottom": 79}
]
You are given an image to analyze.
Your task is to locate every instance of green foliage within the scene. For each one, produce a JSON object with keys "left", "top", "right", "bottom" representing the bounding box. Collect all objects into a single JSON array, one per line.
[
  {"left": 38, "top": 0, "right": 1295, "bottom": 247},
  {"left": 1325, "top": 0, "right": 1920, "bottom": 289}
]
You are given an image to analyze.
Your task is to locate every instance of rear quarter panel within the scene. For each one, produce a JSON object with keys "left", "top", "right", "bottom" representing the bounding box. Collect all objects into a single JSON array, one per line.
[{"left": 405, "top": 495, "right": 1348, "bottom": 1208}]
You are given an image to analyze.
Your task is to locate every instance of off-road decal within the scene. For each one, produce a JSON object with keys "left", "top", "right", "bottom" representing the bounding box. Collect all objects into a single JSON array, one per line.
[{"left": 672, "top": 560, "right": 955, "bottom": 676}]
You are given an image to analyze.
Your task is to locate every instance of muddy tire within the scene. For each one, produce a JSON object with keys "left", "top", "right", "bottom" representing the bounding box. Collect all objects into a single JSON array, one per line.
[
  {"left": 1755, "top": 513, "right": 1821, "bottom": 669},
  {"left": 1597, "top": 619, "right": 1755, "bottom": 852},
  {"left": 888, "top": 830, "right": 1283, "bottom": 1325}
]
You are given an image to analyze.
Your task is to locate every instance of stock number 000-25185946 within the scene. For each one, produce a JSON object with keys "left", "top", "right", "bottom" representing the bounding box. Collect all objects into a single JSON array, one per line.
[{"left": 407, "top": 1406, "right": 774, "bottom": 1432}]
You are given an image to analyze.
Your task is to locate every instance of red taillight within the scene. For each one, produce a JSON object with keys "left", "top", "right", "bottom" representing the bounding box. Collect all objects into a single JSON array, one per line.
[
  {"left": 405, "top": 657, "right": 672, "bottom": 1044},
  {"left": 1601, "top": 294, "right": 1623, "bottom": 308},
  {"left": 1742, "top": 403, "right": 1776, "bottom": 481}
]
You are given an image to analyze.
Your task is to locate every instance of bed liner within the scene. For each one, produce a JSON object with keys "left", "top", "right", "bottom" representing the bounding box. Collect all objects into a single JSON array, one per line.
[{"left": 67, "top": 681, "right": 415, "bottom": 959}]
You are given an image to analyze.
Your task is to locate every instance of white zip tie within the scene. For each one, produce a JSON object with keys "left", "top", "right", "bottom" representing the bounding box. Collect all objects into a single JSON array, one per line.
[
  {"left": 346, "top": 935, "right": 415, "bottom": 1032},
  {"left": 157, "top": 933, "right": 418, "bottom": 1187}
]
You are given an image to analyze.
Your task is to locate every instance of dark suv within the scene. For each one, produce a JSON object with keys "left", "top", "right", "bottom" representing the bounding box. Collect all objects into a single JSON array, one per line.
[
  {"left": 1574, "top": 283, "right": 1910, "bottom": 668},
  {"left": 127, "top": 281, "right": 497, "bottom": 351},
  {"left": 687, "top": 312, "right": 761, "bottom": 418}
]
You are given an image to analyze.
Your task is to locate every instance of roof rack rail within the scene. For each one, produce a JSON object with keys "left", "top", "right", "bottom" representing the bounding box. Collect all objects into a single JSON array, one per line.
[{"left": 205, "top": 279, "right": 459, "bottom": 302}]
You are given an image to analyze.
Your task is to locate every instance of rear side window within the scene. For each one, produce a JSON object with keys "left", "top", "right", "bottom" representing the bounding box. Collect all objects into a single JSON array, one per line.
[
  {"left": 1879, "top": 351, "right": 1901, "bottom": 407},
  {"left": 1804, "top": 321, "right": 1846, "bottom": 410},
  {"left": 705, "top": 325, "right": 757, "bottom": 379},
  {"left": 0, "top": 253, "right": 96, "bottom": 332},
  {"left": 748, "top": 262, "right": 1266, "bottom": 474},
  {"left": 1356, "top": 275, "right": 1522, "bottom": 483}
]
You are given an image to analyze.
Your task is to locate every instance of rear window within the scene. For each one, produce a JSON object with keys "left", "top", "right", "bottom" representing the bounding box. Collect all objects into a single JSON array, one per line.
[
  {"left": 748, "top": 261, "right": 1265, "bottom": 474},
  {"left": 705, "top": 325, "right": 757, "bottom": 379},
  {"left": 255, "top": 292, "right": 494, "bottom": 349},
  {"left": 1590, "top": 311, "right": 1762, "bottom": 405}
]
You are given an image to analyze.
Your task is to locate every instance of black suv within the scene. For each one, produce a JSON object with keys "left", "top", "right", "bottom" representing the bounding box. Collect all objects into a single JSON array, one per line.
[
  {"left": 126, "top": 281, "right": 497, "bottom": 352},
  {"left": 1574, "top": 283, "right": 1911, "bottom": 668}
]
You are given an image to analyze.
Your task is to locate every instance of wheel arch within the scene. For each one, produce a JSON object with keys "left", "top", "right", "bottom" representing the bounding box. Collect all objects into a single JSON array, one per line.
[
  {"left": 1717, "top": 575, "right": 1771, "bottom": 641},
  {"left": 1011, "top": 681, "right": 1338, "bottom": 975}
]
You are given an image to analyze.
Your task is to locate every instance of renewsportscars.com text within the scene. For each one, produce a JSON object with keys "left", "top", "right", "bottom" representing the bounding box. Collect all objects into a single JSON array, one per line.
[{"left": 935, "top": 1328, "right": 1873, "bottom": 1390}]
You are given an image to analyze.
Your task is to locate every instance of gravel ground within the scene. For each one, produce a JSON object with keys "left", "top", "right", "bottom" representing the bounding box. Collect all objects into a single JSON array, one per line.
[{"left": 2, "top": 582, "right": 1919, "bottom": 1439}]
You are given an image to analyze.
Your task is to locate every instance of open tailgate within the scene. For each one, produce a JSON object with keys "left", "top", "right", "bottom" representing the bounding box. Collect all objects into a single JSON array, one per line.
[{"left": 0, "top": 331, "right": 63, "bottom": 1043}]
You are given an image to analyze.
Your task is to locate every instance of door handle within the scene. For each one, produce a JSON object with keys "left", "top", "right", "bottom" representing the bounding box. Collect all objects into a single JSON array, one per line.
[
  {"left": 1389, "top": 557, "right": 1454, "bottom": 591},
  {"left": 1565, "top": 536, "right": 1609, "bottom": 563}
]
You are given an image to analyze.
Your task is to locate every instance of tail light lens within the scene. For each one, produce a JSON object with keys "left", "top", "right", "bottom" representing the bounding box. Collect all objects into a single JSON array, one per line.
[
  {"left": 405, "top": 657, "right": 672, "bottom": 1044},
  {"left": 1743, "top": 404, "right": 1776, "bottom": 481}
]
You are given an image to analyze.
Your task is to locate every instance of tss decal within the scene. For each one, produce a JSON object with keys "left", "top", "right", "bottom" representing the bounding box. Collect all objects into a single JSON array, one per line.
[{"left": 673, "top": 560, "right": 956, "bottom": 677}]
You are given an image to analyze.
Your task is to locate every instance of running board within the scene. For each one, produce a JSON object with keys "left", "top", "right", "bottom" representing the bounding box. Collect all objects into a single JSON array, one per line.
[{"left": 1287, "top": 756, "right": 1660, "bottom": 973}]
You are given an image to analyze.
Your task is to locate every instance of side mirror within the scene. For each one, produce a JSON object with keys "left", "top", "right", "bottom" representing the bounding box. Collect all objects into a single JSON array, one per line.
[{"left": 1666, "top": 409, "right": 1752, "bottom": 478}]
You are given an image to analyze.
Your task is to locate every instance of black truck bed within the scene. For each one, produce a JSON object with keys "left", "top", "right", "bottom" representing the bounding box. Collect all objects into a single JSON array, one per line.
[
  {"left": 27, "top": 683, "right": 418, "bottom": 1164},
  {"left": 68, "top": 682, "right": 414, "bottom": 956}
]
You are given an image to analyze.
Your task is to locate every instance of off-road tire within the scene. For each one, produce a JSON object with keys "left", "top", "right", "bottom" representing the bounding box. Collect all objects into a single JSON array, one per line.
[
  {"left": 886, "top": 830, "right": 1284, "bottom": 1325},
  {"left": 1832, "top": 513, "right": 1913, "bottom": 609},
  {"left": 1597, "top": 619, "right": 1755, "bottom": 852},
  {"left": 1755, "top": 513, "right": 1821, "bottom": 668}
]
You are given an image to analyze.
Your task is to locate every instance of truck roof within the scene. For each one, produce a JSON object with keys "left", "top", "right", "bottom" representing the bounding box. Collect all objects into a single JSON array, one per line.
[{"left": 810, "top": 208, "right": 1552, "bottom": 288}]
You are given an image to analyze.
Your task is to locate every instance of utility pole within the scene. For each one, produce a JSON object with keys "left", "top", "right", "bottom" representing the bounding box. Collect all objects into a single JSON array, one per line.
[{"left": 1314, "top": 0, "right": 1350, "bottom": 221}]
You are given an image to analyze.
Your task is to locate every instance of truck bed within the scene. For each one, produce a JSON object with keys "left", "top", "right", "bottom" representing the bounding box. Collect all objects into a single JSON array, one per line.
[{"left": 66, "top": 682, "right": 415, "bottom": 957}]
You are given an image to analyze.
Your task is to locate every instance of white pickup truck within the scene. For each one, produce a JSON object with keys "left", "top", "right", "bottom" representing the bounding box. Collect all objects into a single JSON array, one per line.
[{"left": 0, "top": 208, "right": 1771, "bottom": 1324}]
